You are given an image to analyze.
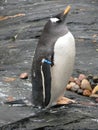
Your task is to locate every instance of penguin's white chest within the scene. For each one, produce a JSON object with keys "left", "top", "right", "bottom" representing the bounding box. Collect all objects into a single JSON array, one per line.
[{"left": 48, "top": 31, "right": 75, "bottom": 107}]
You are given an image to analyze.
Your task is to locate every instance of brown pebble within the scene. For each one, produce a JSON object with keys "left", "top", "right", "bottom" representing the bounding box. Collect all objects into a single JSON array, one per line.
[
  {"left": 74, "top": 78, "right": 81, "bottom": 86},
  {"left": 66, "top": 84, "right": 72, "bottom": 90},
  {"left": 6, "top": 96, "right": 15, "bottom": 102},
  {"left": 80, "top": 79, "right": 92, "bottom": 91},
  {"left": 78, "top": 74, "right": 86, "bottom": 81},
  {"left": 83, "top": 89, "right": 91, "bottom": 96},
  {"left": 20, "top": 72, "right": 28, "bottom": 79},
  {"left": 69, "top": 76, "right": 75, "bottom": 82},
  {"left": 92, "top": 85, "right": 98, "bottom": 94}
]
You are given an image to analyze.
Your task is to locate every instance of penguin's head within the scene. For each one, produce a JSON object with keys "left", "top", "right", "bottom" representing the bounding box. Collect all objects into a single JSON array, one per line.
[
  {"left": 50, "top": 5, "right": 71, "bottom": 24},
  {"left": 43, "top": 5, "right": 71, "bottom": 34}
]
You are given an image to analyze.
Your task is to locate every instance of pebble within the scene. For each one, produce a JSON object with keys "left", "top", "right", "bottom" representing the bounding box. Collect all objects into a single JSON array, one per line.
[
  {"left": 83, "top": 90, "right": 91, "bottom": 97},
  {"left": 66, "top": 84, "right": 72, "bottom": 90},
  {"left": 92, "top": 85, "right": 98, "bottom": 94},
  {"left": 93, "top": 76, "right": 98, "bottom": 83},
  {"left": 19, "top": 72, "right": 28, "bottom": 79},
  {"left": 66, "top": 74, "right": 98, "bottom": 99},
  {"left": 89, "top": 79, "right": 97, "bottom": 89},
  {"left": 71, "top": 84, "right": 80, "bottom": 92},
  {"left": 77, "top": 88, "right": 83, "bottom": 95},
  {"left": 80, "top": 79, "right": 92, "bottom": 91},
  {"left": 74, "top": 78, "right": 81, "bottom": 86},
  {"left": 66, "top": 82, "right": 76, "bottom": 90},
  {"left": 69, "top": 82, "right": 76, "bottom": 87},
  {"left": 78, "top": 74, "right": 86, "bottom": 81},
  {"left": 87, "top": 74, "right": 93, "bottom": 80},
  {"left": 69, "top": 76, "right": 75, "bottom": 82},
  {"left": 6, "top": 96, "right": 15, "bottom": 102}
]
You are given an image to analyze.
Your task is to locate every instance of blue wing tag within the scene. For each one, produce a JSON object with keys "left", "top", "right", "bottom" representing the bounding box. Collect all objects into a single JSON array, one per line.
[{"left": 42, "top": 59, "right": 52, "bottom": 65}]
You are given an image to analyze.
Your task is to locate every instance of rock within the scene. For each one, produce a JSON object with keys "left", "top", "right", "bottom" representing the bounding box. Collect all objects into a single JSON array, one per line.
[
  {"left": 66, "top": 82, "right": 77, "bottom": 90},
  {"left": 87, "top": 74, "right": 96, "bottom": 89},
  {"left": 69, "top": 76, "right": 75, "bottom": 82},
  {"left": 80, "top": 79, "right": 92, "bottom": 91},
  {"left": 71, "top": 85, "right": 80, "bottom": 92},
  {"left": 66, "top": 81, "right": 80, "bottom": 92},
  {"left": 83, "top": 90, "right": 91, "bottom": 97},
  {"left": 74, "top": 78, "right": 81, "bottom": 86},
  {"left": 92, "top": 85, "right": 98, "bottom": 94},
  {"left": 89, "top": 79, "right": 97, "bottom": 89},
  {"left": 77, "top": 88, "right": 83, "bottom": 95},
  {"left": 19, "top": 72, "right": 28, "bottom": 79},
  {"left": 78, "top": 74, "right": 86, "bottom": 81},
  {"left": 87, "top": 74, "right": 93, "bottom": 80},
  {"left": 93, "top": 76, "right": 98, "bottom": 83},
  {"left": 69, "top": 82, "right": 76, "bottom": 87},
  {"left": 66, "top": 84, "right": 72, "bottom": 90},
  {"left": 6, "top": 96, "right": 15, "bottom": 102}
]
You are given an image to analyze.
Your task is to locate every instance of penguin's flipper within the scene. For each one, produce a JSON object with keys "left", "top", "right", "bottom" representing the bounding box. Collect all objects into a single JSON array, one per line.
[{"left": 41, "top": 59, "right": 52, "bottom": 106}]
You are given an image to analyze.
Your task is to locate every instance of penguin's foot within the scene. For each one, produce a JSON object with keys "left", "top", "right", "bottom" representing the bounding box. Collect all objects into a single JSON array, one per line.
[{"left": 57, "top": 96, "right": 76, "bottom": 105}]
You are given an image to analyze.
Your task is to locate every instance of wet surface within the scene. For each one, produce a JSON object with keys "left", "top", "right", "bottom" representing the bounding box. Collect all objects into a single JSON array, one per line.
[{"left": 0, "top": 0, "right": 98, "bottom": 129}]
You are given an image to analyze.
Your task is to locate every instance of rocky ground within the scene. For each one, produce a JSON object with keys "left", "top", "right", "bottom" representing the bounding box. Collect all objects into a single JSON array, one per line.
[{"left": 0, "top": 0, "right": 98, "bottom": 129}]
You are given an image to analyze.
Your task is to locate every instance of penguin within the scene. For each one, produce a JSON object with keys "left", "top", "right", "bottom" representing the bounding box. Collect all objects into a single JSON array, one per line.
[{"left": 31, "top": 5, "right": 75, "bottom": 108}]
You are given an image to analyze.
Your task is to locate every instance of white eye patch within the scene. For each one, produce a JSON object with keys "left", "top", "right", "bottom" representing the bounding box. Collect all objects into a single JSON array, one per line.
[{"left": 50, "top": 17, "right": 59, "bottom": 23}]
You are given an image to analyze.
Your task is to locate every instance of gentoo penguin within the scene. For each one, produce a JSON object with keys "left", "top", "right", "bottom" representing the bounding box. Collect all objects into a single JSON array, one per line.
[{"left": 31, "top": 5, "right": 75, "bottom": 108}]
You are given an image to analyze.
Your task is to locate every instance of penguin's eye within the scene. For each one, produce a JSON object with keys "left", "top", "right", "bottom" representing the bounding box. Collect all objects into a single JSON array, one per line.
[{"left": 50, "top": 17, "right": 60, "bottom": 23}]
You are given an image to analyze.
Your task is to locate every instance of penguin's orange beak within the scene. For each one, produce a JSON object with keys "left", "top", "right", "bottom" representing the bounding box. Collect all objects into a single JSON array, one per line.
[
  {"left": 54, "top": 5, "right": 71, "bottom": 22},
  {"left": 63, "top": 5, "right": 71, "bottom": 15}
]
